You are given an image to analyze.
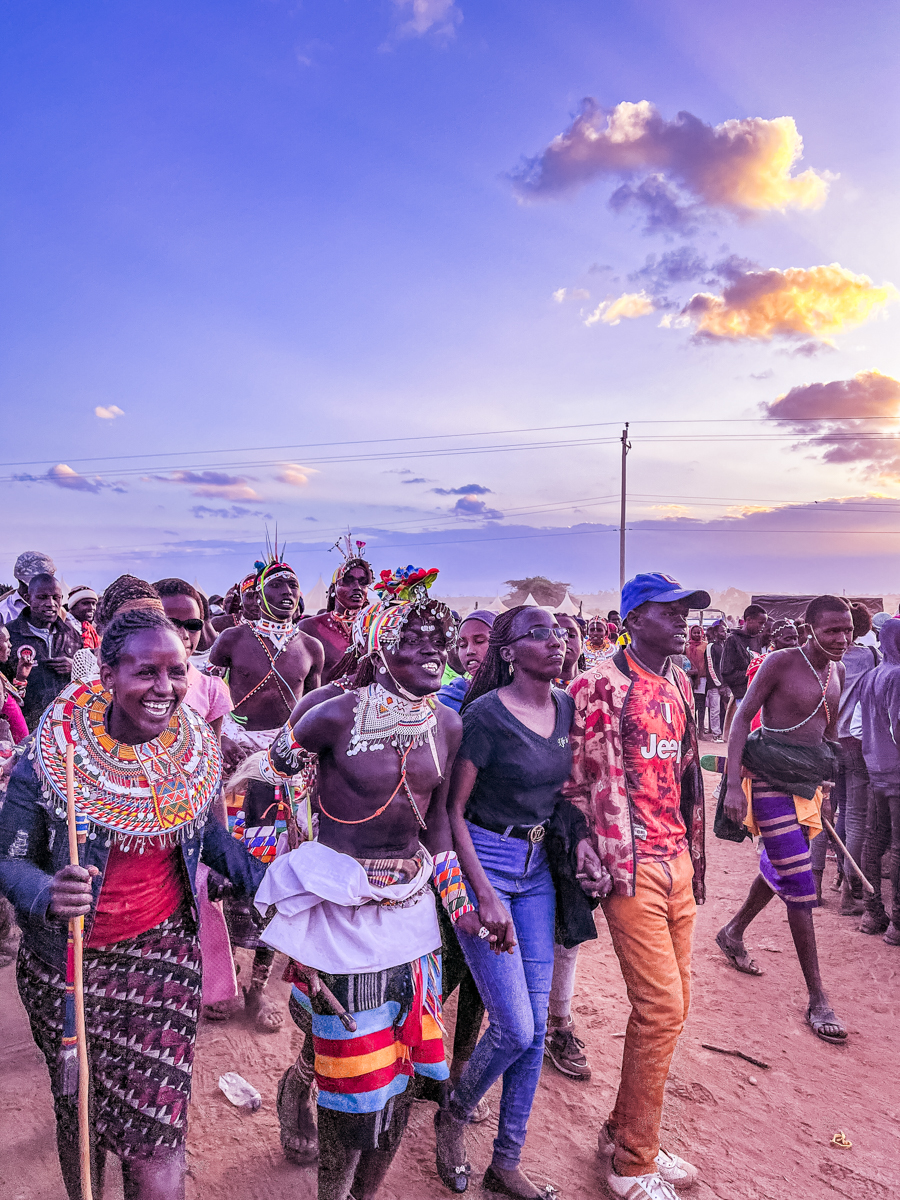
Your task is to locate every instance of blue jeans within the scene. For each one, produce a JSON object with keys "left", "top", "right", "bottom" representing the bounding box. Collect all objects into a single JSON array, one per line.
[{"left": 451, "top": 822, "right": 556, "bottom": 1171}]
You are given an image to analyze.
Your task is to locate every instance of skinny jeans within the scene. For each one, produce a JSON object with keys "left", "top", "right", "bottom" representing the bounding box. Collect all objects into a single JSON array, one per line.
[
  {"left": 452, "top": 823, "right": 556, "bottom": 1172},
  {"left": 862, "top": 785, "right": 900, "bottom": 925}
]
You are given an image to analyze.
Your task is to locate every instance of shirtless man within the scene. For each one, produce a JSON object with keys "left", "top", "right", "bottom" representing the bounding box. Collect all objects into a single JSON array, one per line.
[
  {"left": 256, "top": 567, "right": 480, "bottom": 1200},
  {"left": 717, "top": 594, "right": 852, "bottom": 1044},
  {"left": 298, "top": 548, "right": 374, "bottom": 684},
  {"left": 209, "top": 557, "right": 324, "bottom": 1031}
]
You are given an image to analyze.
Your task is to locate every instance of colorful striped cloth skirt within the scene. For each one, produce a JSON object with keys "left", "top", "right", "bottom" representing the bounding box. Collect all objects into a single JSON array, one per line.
[
  {"left": 752, "top": 780, "right": 819, "bottom": 909},
  {"left": 289, "top": 951, "right": 449, "bottom": 1148},
  {"left": 17, "top": 904, "right": 201, "bottom": 1160}
]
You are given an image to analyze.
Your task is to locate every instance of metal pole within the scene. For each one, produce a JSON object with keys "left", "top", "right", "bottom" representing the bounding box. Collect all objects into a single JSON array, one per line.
[{"left": 619, "top": 423, "right": 630, "bottom": 591}]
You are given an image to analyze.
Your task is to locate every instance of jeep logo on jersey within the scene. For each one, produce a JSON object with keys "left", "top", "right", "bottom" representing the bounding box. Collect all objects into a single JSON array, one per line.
[{"left": 639, "top": 734, "right": 682, "bottom": 762}]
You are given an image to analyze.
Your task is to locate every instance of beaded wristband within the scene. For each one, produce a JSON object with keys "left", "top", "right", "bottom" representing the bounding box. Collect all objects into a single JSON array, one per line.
[{"left": 432, "top": 850, "right": 475, "bottom": 924}]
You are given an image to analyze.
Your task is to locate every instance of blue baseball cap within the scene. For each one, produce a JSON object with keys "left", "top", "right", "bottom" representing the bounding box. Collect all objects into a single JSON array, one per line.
[{"left": 621, "top": 573, "right": 711, "bottom": 621}]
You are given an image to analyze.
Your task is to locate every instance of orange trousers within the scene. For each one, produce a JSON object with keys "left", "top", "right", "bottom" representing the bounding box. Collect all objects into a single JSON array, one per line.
[{"left": 601, "top": 851, "right": 696, "bottom": 1177}]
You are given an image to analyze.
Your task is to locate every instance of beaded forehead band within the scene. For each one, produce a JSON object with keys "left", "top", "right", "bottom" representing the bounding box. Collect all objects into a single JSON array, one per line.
[{"left": 358, "top": 565, "right": 454, "bottom": 656}]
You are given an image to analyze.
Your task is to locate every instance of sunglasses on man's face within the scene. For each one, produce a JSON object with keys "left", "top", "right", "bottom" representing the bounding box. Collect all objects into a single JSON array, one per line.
[
  {"left": 168, "top": 617, "right": 205, "bottom": 633},
  {"left": 509, "top": 626, "right": 569, "bottom": 643}
]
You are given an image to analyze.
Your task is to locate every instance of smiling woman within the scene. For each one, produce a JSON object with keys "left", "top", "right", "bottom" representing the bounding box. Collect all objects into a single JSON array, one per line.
[{"left": 0, "top": 607, "right": 266, "bottom": 1200}]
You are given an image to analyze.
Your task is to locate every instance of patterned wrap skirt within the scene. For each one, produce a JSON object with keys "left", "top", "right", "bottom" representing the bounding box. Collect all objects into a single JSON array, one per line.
[{"left": 17, "top": 904, "right": 201, "bottom": 1161}]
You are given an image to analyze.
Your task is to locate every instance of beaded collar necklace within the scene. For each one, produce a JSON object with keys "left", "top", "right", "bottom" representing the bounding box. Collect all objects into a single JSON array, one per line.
[{"left": 252, "top": 616, "right": 299, "bottom": 654}]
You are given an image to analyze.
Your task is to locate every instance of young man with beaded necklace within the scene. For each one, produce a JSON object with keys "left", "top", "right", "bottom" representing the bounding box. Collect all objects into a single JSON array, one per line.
[
  {"left": 298, "top": 554, "right": 375, "bottom": 684},
  {"left": 719, "top": 595, "right": 852, "bottom": 1045},
  {"left": 209, "top": 559, "right": 323, "bottom": 1032}
]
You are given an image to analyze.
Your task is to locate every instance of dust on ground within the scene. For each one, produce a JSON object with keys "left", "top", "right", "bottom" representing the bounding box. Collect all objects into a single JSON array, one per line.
[{"left": 2, "top": 741, "right": 897, "bottom": 1200}]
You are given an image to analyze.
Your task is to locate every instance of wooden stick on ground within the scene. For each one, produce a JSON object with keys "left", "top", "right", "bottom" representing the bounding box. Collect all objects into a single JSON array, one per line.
[
  {"left": 821, "top": 815, "right": 875, "bottom": 896},
  {"left": 65, "top": 743, "right": 93, "bottom": 1200}
]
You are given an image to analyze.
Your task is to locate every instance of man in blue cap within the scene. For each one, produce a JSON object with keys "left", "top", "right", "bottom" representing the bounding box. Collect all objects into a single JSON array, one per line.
[{"left": 564, "top": 572, "right": 708, "bottom": 1200}]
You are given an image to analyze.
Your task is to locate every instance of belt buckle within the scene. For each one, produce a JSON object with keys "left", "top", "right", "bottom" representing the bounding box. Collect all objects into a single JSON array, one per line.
[{"left": 528, "top": 825, "right": 545, "bottom": 845}]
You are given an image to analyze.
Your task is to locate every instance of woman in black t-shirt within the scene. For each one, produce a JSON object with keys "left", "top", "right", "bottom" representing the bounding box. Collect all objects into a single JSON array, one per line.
[{"left": 435, "top": 606, "right": 605, "bottom": 1199}]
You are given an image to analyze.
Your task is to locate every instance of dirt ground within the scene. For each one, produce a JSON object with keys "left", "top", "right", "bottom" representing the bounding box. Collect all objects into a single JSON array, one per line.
[{"left": 2, "top": 739, "right": 897, "bottom": 1200}]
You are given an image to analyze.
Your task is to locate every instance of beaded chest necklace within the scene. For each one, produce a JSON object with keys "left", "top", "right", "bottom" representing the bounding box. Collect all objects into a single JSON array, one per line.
[{"left": 34, "top": 680, "right": 220, "bottom": 849}]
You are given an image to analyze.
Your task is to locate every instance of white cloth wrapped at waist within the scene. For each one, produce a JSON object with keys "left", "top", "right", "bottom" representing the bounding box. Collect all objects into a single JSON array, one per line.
[{"left": 254, "top": 840, "right": 440, "bottom": 975}]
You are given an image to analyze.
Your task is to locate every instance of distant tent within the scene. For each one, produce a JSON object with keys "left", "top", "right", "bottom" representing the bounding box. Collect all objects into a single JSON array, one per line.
[
  {"left": 555, "top": 592, "right": 580, "bottom": 616},
  {"left": 304, "top": 575, "right": 328, "bottom": 614},
  {"left": 485, "top": 595, "right": 507, "bottom": 612},
  {"left": 520, "top": 593, "right": 540, "bottom": 607}
]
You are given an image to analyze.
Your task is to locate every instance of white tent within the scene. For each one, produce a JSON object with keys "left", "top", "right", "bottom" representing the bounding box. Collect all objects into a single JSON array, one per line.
[
  {"left": 520, "top": 593, "right": 540, "bottom": 607},
  {"left": 556, "top": 592, "right": 580, "bottom": 616},
  {"left": 484, "top": 595, "right": 507, "bottom": 612},
  {"left": 304, "top": 575, "right": 328, "bottom": 614}
]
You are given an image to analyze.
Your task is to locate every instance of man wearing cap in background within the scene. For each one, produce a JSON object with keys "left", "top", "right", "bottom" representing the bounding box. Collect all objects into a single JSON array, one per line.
[
  {"left": 0, "top": 551, "right": 57, "bottom": 625},
  {"left": 564, "top": 571, "right": 708, "bottom": 1200}
]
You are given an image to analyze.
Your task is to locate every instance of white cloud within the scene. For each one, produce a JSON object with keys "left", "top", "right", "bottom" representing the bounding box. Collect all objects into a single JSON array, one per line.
[
  {"left": 584, "top": 290, "right": 656, "bottom": 327},
  {"left": 275, "top": 463, "right": 317, "bottom": 487},
  {"left": 384, "top": 0, "right": 462, "bottom": 45},
  {"left": 95, "top": 405, "right": 124, "bottom": 420}
]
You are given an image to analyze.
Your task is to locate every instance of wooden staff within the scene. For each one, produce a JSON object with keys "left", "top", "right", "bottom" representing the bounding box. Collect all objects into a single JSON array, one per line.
[
  {"left": 821, "top": 815, "right": 875, "bottom": 895},
  {"left": 65, "top": 743, "right": 93, "bottom": 1200}
]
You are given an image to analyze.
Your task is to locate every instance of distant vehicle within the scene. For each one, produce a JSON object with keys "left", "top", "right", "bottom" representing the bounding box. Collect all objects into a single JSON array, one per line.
[{"left": 688, "top": 607, "right": 725, "bottom": 629}]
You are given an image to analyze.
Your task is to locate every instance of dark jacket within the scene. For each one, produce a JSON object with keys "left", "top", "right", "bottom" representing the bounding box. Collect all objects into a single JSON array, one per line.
[
  {"left": 0, "top": 749, "right": 266, "bottom": 971},
  {"left": 720, "top": 629, "right": 758, "bottom": 699},
  {"left": 853, "top": 618, "right": 900, "bottom": 787},
  {"left": 6, "top": 610, "right": 80, "bottom": 730}
]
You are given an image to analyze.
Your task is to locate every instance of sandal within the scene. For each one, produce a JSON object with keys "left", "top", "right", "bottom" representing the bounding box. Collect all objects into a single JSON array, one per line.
[
  {"left": 434, "top": 1109, "right": 471, "bottom": 1193},
  {"left": 715, "top": 929, "right": 762, "bottom": 976},
  {"left": 805, "top": 1005, "right": 847, "bottom": 1045},
  {"left": 471, "top": 1096, "right": 491, "bottom": 1124},
  {"left": 276, "top": 1066, "right": 318, "bottom": 1166},
  {"left": 482, "top": 1165, "right": 558, "bottom": 1198}
]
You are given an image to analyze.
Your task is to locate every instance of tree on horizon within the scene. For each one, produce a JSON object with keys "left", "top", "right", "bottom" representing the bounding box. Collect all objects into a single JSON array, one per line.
[{"left": 503, "top": 576, "right": 570, "bottom": 607}]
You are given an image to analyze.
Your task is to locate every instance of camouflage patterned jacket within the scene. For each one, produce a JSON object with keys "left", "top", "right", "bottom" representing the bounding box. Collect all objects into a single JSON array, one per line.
[{"left": 563, "top": 648, "right": 706, "bottom": 903}]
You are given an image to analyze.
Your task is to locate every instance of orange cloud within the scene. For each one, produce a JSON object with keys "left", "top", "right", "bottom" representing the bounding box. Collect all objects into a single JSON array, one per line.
[
  {"left": 514, "top": 101, "right": 831, "bottom": 221},
  {"left": 678, "top": 264, "right": 897, "bottom": 344},
  {"left": 275, "top": 464, "right": 316, "bottom": 487},
  {"left": 585, "top": 290, "right": 655, "bottom": 327},
  {"left": 157, "top": 470, "right": 260, "bottom": 501}
]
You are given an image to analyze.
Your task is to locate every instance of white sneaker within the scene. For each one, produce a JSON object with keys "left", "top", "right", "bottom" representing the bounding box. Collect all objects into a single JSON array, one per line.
[
  {"left": 655, "top": 1148, "right": 698, "bottom": 1190},
  {"left": 605, "top": 1167, "right": 679, "bottom": 1200},
  {"left": 598, "top": 1128, "right": 697, "bottom": 1192}
]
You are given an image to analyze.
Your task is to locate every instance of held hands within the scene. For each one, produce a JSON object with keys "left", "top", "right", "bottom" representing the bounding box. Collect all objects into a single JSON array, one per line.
[
  {"left": 46, "top": 657, "right": 73, "bottom": 676},
  {"left": 471, "top": 892, "right": 516, "bottom": 955},
  {"left": 49, "top": 864, "right": 99, "bottom": 919},
  {"left": 575, "top": 838, "right": 612, "bottom": 899},
  {"left": 724, "top": 784, "right": 748, "bottom": 827}
]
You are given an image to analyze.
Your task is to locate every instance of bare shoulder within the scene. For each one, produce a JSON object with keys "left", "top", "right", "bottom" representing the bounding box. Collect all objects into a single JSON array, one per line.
[
  {"left": 292, "top": 628, "right": 325, "bottom": 663},
  {"left": 434, "top": 697, "right": 462, "bottom": 743},
  {"left": 296, "top": 615, "right": 323, "bottom": 637},
  {"left": 295, "top": 689, "right": 356, "bottom": 749},
  {"left": 209, "top": 623, "right": 244, "bottom": 660}
]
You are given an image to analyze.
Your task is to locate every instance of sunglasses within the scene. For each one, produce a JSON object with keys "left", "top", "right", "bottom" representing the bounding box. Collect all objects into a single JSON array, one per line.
[
  {"left": 168, "top": 617, "right": 205, "bottom": 633},
  {"left": 509, "top": 626, "right": 569, "bottom": 643}
]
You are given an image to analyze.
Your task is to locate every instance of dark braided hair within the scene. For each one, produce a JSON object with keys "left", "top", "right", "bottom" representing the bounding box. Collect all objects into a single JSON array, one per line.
[
  {"left": 95, "top": 574, "right": 161, "bottom": 632},
  {"left": 461, "top": 605, "right": 529, "bottom": 710},
  {"left": 100, "top": 607, "right": 179, "bottom": 668}
]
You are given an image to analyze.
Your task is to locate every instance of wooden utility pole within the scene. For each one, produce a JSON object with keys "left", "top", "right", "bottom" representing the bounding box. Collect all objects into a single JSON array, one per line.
[{"left": 619, "top": 423, "right": 631, "bottom": 591}]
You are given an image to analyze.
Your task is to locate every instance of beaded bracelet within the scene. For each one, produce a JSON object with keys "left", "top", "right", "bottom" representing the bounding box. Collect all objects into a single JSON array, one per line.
[{"left": 432, "top": 850, "right": 475, "bottom": 924}]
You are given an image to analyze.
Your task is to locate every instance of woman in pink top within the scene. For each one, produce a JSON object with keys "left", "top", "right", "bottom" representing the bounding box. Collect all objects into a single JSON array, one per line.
[{"left": 154, "top": 578, "right": 231, "bottom": 736}]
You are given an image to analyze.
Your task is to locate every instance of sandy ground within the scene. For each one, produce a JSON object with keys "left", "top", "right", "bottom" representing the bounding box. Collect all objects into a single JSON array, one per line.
[{"left": 2, "top": 739, "right": 897, "bottom": 1200}]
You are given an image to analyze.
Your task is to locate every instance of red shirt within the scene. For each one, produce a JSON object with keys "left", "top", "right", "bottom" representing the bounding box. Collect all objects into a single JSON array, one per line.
[
  {"left": 87, "top": 843, "right": 186, "bottom": 947},
  {"left": 621, "top": 651, "right": 689, "bottom": 861}
]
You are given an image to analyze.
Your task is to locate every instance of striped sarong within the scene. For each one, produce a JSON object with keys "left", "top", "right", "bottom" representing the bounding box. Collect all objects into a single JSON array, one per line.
[
  {"left": 752, "top": 781, "right": 818, "bottom": 909},
  {"left": 289, "top": 952, "right": 448, "bottom": 1147}
]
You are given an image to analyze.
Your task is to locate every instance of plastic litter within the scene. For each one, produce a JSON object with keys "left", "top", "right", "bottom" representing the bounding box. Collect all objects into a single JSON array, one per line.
[{"left": 218, "top": 1072, "right": 261, "bottom": 1111}]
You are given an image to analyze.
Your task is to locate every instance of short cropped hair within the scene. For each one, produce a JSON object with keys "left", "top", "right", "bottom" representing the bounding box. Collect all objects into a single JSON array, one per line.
[
  {"left": 743, "top": 604, "right": 767, "bottom": 620},
  {"left": 850, "top": 603, "right": 873, "bottom": 640},
  {"left": 804, "top": 594, "right": 851, "bottom": 628}
]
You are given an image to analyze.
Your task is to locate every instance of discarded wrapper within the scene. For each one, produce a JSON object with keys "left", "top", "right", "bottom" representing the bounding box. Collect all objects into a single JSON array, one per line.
[
  {"left": 219, "top": 1072, "right": 261, "bottom": 1112},
  {"left": 830, "top": 1131, "right": 852, "bottom": 1150}
]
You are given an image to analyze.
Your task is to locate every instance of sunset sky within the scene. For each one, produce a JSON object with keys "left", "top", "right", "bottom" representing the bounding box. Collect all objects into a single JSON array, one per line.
[{"left": 3, "top": 1, "right": 900, "bottom": 599}]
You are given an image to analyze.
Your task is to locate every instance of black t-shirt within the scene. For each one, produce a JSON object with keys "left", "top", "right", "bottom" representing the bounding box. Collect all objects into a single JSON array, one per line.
[{"left": 460, "top": 688, "right": 575, "bottom": 828}]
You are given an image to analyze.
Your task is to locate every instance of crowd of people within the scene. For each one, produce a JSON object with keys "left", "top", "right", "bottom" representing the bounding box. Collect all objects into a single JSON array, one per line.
[{"left": 0, "top": 544, "right": 896, "bottom": 1200}]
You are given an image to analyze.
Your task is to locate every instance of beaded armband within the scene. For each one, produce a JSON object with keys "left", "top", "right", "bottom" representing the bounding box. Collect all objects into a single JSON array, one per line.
[
  {"left": 432, "top": 850, "right": 474, "bottom": 924},
  {"left": 264, "top": 722, "right": 307, "bottom": 784}
]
